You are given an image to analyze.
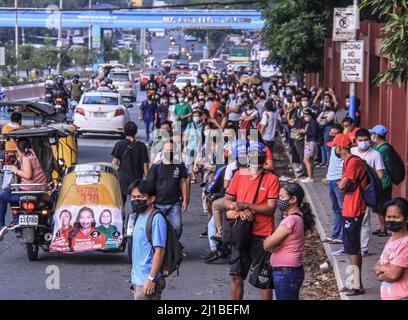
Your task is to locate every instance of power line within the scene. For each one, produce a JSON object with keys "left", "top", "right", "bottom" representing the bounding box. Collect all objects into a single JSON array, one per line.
[{"left": 0, "top": 1, "right": 259, "bottom": 11}]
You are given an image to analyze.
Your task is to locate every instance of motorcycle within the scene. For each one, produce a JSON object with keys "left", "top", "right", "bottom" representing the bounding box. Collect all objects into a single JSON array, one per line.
[{"left": 54, "top": 96, "right": 65, "bottom": 113}]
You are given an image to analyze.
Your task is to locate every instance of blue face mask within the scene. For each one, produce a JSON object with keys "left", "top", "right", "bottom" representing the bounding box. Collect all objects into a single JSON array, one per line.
[{"left": 357, "top": 141, "right": 370, "bottom": 151}]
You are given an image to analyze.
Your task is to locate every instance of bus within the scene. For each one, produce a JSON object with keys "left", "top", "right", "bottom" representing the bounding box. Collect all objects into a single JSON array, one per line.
[
  {"left": 258, "top": 50, "right": 281, "bottom": 79},
  {"left": 229, "top": 45, "right": 251, "bottom": 63}
]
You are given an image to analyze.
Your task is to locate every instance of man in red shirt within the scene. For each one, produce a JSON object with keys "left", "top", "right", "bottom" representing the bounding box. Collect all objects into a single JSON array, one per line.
[
  {"left": 328, "top": 133, "right": 367, "bottom": 296},
  {"left": 223, "top": 142, "right": 279, "bottom": 300}
]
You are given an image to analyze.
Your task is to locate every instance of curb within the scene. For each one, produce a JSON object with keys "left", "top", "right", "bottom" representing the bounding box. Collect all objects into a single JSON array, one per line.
[{"left": 281, "top": 142, "right": 348, "bottom": 300}]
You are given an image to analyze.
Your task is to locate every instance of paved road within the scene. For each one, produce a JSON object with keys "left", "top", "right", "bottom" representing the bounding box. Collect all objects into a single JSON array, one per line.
[{"left": 0, "top": 32, "right": 262, "bottom": 300}]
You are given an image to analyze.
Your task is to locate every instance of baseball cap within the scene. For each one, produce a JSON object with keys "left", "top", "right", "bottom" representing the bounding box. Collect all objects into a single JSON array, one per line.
[
  {"left": 327, "top": 133, "right": 352, "bottom": 148},
  {"left": 248, "top": 141, "right": 266, "bottom": 154},
  {"left": 369, "top": 125, "right": 388, "bottom": 136}
]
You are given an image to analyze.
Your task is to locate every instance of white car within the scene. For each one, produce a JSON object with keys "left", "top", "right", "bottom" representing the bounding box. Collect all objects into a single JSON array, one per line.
[
  {"left": 173, "top": 76, "right": 199, "bottom": 89},
  {"left": 73, "top": 92, "right": 131, "bottom": 137}
]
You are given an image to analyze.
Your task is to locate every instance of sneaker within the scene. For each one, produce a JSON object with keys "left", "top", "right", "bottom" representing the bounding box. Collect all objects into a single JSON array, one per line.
[
  {"left": 333, "top": 248, "right": 345, "bottom": 256},
  {"left": 301, "top": 177, "right": 315, "bottom": 183},
  {"left": 321, "top": 178, "right": 328, "bottom": 185},
  {"left": 0, "top": 226, "right": 8, "bottom": 242},
  {"left": 329, "top": 239, "right": 343, "bottom": 244},
  {"left": 204, "top": 250, "right": 225, "bottom": 264},
  {"left": 200, "top": 231, "right": 208, "bottom": 238},
  {"left": 362, "top": 250, "right": 370, "bottom": 257},
  {"left": 204, "top": 251, "right": 217, "bottom": 261}
]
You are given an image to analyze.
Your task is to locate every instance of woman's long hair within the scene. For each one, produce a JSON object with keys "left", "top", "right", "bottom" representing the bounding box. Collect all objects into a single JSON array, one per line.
[
  {"left": 68, "top": 207, "right": 96, "bottom": 250},
  {"left": 284, "top": 183, "right": 315, "bottom": 233}
]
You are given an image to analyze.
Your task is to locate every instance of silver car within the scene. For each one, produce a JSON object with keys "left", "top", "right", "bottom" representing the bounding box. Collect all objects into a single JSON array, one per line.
[{"left": 108, "top": 69, "right": 137, "bottom": 102}]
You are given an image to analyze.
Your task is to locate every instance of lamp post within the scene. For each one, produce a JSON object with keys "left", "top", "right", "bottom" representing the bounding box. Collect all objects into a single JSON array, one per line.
[
  {"left": 56, "top": 0, "right": 63, "bottom": 75},
  {"left": 88, "top": 0, "right": 92, "bottom": 68},
  {"left": 15, "top": 0, "right": 19, "bottom": 75},
  {"left": 349, "top": 0, "right": 359, "bottom": 122}
]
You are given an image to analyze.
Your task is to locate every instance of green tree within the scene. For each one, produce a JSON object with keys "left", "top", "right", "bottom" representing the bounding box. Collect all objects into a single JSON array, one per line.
[{"left": 360, "top": 0, "right": 408, "bottom": 87}]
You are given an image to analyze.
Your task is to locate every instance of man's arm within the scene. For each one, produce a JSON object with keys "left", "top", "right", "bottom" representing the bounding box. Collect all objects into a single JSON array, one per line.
[
  {"left": 144, "top": 246, "right": 165, "bottom": 296},
  {"left": 144, "top": 163, "right": 149, "bottom": 177},
  {"left": 338, "top": 176, "right": 351, "bottom": 193},
  {"left": 181, "top": 178, "right": 189, "bottom": 212},
  {"left": 112, "top": 157, "right": 119, "bottom": 166}
]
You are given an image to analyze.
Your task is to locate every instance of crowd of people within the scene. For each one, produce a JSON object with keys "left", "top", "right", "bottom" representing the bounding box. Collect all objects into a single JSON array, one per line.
[{"left": 109, "top": 71, "right": 408, "bottom": 301}]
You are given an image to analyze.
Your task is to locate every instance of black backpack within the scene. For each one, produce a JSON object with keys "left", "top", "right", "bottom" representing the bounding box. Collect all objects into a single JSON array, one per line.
[
  {"left": 378, "top": 143, "right": 406, "bottom": 185},
  {"left": 146, "top": 210, "right": 183, "bottom": 277}
]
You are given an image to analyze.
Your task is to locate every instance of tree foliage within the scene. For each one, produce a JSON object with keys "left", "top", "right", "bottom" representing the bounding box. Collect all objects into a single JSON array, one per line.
[
  {"left": 261, "top": 0, "right": 330, "bottom": 78},
  {"left": 361, "top": 0, "right": 408, "bottom": 87}
]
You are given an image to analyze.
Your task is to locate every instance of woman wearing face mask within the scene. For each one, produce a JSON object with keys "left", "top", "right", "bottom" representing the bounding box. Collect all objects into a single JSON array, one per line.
[
  {"left": 183, "top": 111, "right": 204, "bottom": 184},
  {"left": 375, "top": 198, "right": 408, "bottom": 300},
  {"left": 317, "top": 100, "right": 335, "bottom": 167},
  {"left": 128, "top": 180, "right": 168, "bottom": 300},
  {"left": 264, "top": 183, "right": 315, "bottom": 300},
  {"left": 175, "top": 95, "right": 193, "bottom": 134}
]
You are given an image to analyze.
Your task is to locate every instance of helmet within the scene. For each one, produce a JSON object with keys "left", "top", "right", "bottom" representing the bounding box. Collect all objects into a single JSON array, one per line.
[
  {"left": 55, "top": 75, "right": 64, "bottom": 85},
  {"left": 149, "top": 74, "right": 155, "bottom": 80},
  {"left": 74, "top": 74, "right": 80, "bottom": 80}
]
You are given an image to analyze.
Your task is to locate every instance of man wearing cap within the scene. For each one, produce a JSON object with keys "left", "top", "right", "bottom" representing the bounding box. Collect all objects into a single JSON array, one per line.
[
  {"left": 327, "top": 133, "right": 368, "bottom": 296},
  {"left": 222, "top": 142, "right": 280, "bottom": 300},
  {"left": 370, "top": 125, "right": 393, "bottom": 237}
]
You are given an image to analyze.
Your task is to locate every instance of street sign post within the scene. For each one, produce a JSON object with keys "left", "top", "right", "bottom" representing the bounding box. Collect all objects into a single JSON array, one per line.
[
  {"left": 0, "top": 47, "right": 5, "bottom": 66},
  {"left": 340, "top": 40, "right": 364, "bottom": 83},
  {"left": 333, "top": 7, "right": 359, "bottom": 42}
]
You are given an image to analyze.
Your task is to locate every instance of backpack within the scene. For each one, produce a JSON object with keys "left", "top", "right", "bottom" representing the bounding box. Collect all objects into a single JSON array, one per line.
[
  {"left": 146, "top": 210, "right": 183, "bottom": 277},
  {"left": 345, "top": 156, "right": 384, "bottom": 213},
  {"left": 377, "top": 143, "right": 406, "bottom": 185}
]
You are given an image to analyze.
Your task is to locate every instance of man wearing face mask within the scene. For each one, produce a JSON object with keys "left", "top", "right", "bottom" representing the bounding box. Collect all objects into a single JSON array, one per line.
[
  {"left": 129, "top": 180, "right": 167, "bottom": 300},
  {"left": 351, "top": 129, "right": 386, "bottom": 257},
  {"left": 147, "top": 140, "right": 189, "bottom": 240},
  {"left": 140, "top": 94, "right": 159, "bottom": 145},
  {"left": 157, "top": 96, "right": 170, "bottom": 128},
  {"left": 183, "top": 111, "right": 204, "bottom": 184},
  {"left": 327, "top": 133, "right": 368, "bottom": 296},
  {"left": 175, "top": 95, "right": 193, "bottom": 134},
  {"left": 317, "top": 100, "right": 335, "bottom": 167},
  {"left": 222, "top": 142, "right": 279, "bottom": 300},
  {"left": 226, "top": 91, "right": 241, "bottom": 132}
]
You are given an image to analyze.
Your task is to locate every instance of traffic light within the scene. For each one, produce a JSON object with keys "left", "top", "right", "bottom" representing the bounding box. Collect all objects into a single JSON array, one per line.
[{"left": 131, "top": 0, "right": 143, "bottom": 7}]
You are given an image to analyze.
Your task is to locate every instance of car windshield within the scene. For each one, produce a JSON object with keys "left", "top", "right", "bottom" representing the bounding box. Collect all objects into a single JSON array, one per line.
[
  {"left": 143, "top": 69, "right": 160, "bottom": 75},
  {"left": 83, "top": 96, "right": 119, "bottom": 105},
  {"left": 109, "top": 73, "right": 129, "bottom": 81}
]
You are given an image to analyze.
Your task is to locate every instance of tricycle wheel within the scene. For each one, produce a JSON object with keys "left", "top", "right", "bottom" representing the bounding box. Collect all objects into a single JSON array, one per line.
[
  {"left": 26, "top": 244, "right": 39, "bottom": 261},
  {"left": 127, "top": 238, "right": 132, "bottom": 264}
]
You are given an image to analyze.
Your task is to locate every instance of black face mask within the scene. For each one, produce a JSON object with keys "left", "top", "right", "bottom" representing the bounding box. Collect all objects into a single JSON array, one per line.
[
  {"left": 334, "top": 151, "right": 342, "bottom": 159},
  {"left": 385, "top": 221, "right": 405, "bottom": 233},
  {"left": 131, "top": 199, "right": 149, "bottom": 214},
  {"left": 327, "top": 135, "right": 335, "bottom": 143}
]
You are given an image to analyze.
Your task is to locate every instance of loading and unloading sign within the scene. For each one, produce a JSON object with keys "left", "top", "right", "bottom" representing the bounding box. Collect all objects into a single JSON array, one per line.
[{"left": 341, "top": 40, "right": 364, "bottom": 83}]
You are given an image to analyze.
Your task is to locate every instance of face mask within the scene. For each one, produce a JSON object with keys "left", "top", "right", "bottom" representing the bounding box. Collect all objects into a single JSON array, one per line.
[
  {"left": 229, "top": 94, "right": 235, "bottom": 99},
  {"left": 193, "top": 117, "right": 200, "bottom": 123},
  {"left": 271, "top": 95, "right": 276, "bottom": 100},
  {"left": 357, "top": 141, "right": 370, "bottom": 151},
  {"left": 170, "top": 99, "right": 176, "bottom": 104},
  {"left": 277, "top": 199, "right": 291, "bottom": 212},
  {"left": 199, "top": 95, "right": 205, "bottom": 100},
  {"left": 286, "top": 90, "right": 292, "bottom": 96},
  {"left": 371, "top": 135, "right": 377, "bottom": 143},
  {"left": 385, "top": 221, "right": 405, "bottom": 233},
  {"left": 178, "top": 98, "right": 184, "bottom": 103},
  {"left": 131, "top": 199, "right": 149, "bottom": 214},
  {"left": 346, "top": 102, "right": 350, "bottom": 108},
  {"left": 163, "top": 151, "right": 174, "bottom": 162},
  {"left": 221, "top": 85, "right": 227, "bottom": 90},
  {"left": 249, "top": 94, "right": 253, "bottom": 100},
  {"left": 327, "top": 135, "right": 335, "bottom": 143},
  {"left": 301, "top": 101, "right": 309, "bottom": 108}
]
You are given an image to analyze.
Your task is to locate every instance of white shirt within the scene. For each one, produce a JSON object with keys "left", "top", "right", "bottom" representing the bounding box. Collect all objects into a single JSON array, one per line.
[
  {"left": 224, "top": 162, "right": 238, "bottom": 182},
  {"left": 241, "top": 109, "right": 259, "bottom": 128},
  {"left": 227, "top": 99, "right": 241, "bottom": 122},
  {"left": 260, "top": 111, "right": 277, "bottom": 142},
  {"left": 351, "top": 147, "right": 385, "bottom": 171},
  {"left": 168, "top": 104, "right": 176, "bottom": 123}
]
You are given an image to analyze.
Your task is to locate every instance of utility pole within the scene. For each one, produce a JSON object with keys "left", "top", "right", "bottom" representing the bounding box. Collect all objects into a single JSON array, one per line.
[
  {"left": 88, "top": 0, "right": 92, "bottom": 68},
  {"left": 15, "top": 0, "right": 18, "bottom": 75},
  {"left": 349, "top": 0, "right": 359, "bottom": 122},
  {"left": 56, "top": 0, "right": 63, "bottom": 75}
]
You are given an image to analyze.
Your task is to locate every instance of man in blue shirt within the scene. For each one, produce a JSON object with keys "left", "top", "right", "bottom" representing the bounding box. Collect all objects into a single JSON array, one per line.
[
  {"left": 139, "top": 94, "right": 158, "bottom": 144},
  {"left": 129, "top": 180, "right": 167, "bottom": 300},
  {"left": 326, "top": 124, "right": 345, "bottom": 244}
]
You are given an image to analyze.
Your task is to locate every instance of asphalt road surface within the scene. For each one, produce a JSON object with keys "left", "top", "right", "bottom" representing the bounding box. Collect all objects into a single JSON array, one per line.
[{"left": 0, "top": 32, "right": 260, "bottom": 300}]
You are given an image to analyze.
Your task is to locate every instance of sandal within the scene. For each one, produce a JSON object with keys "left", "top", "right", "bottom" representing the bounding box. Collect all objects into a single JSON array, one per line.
[
  {"left": 377, "top": 231, "right": 389, "bottom": 237},
  {"left": 372, "top": 229, "right": 381, "bottom": 235},
  {"left": 191, "top": 179, "right": 197, "bottom": 184},
  {"left": 345, "top": 288, "right": 366, "bottom": 296}
]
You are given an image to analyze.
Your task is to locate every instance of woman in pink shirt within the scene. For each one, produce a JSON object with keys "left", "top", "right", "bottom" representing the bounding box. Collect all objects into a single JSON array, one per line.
[
  {"left": 375, "top": 198, "right": 408, "bottom": 300},
  {"left": 264, "top": 183, "right": 315, "bottom": 300}
]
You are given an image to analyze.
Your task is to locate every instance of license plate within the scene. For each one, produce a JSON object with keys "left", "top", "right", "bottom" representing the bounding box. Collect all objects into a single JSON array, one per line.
[
  {"left": 76, "top": 175, "right": 99, "bottom": 185},
  {"left": 93, "top": 112, "right": 107, "bottom": 118},
  {"left": 19, "top": 215, "right": 38, "bottom": 226}
]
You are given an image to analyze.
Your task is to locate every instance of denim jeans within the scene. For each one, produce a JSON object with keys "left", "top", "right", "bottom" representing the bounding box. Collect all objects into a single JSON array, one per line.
[
  {"left": 155, "top": 201, "right": 182, "bottom": 239},
  {"left": 208, "top": 216, "right": 217, "bottom": 251},
  {"left": 273, "top": 267, "right": 305, "bottom": 300},
  {"left": 320, "top": 125, "right": 332, "bottom": 164},
  {"left": 0, "top": 190, "right": 21, "bottom": 227},
  {"left": 327, "top": 180, "right": 344, "bottom": 240},
  {"left": 144, "top": 120, "right": 153, "bottom": 142}
]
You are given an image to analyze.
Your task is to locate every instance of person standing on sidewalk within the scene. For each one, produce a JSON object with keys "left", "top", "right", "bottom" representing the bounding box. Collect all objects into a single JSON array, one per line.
[
  {"left": 351, "top": 128, "right": 386, "bottom": 257},
  {"left": 222, "top": 142, "right": 280, "bottom": 300},
  {"left": 129, "top": 180, "right": 167, "bottom": 301},
  {"left": 264, "top": 183, "right": 315, "bottom": 300},
  {"left": 325, "top": 124, "right": 344, "bottom": 245},
  {"left": 299, "top": 109, "right": 319, "bottom": 183},
  {"left": 370, "top": 125, "right": 394, "bottom": 237},
  {"left": 375, "top": 198, "right": 408, "bottom": 300},
  {"left": 327, "top": 133, "right": 368, "bottom": 297},
  {"left": 147, "top": 140, "right": 189, "bottom": 240},
  {"left": 112, "top": 122, "right": 149, "bottom": 205}
]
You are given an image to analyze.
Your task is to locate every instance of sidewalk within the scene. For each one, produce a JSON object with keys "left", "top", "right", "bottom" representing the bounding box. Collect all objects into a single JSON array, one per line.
[{"left": 299, "top": 167, "right": 387, "bottom": 300}]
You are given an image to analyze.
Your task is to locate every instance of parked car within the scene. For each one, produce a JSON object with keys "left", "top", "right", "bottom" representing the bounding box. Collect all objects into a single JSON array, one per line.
[{"left": 73, "top": 92, "right": 131, "bottom": 137}]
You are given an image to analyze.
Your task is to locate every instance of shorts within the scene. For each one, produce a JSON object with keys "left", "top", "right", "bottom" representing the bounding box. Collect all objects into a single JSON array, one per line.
[
  {"left": 230, "top": 235, "right": 273, "bottom": 289},
  {"left": 304, "top": 141, "right": 317, "bottom": 159},
  {"left": 343, "top": 216, "right": 363, "bottom": 255},
  {"left": 133, "top": 277, "right": 166, "bottom": 300}
]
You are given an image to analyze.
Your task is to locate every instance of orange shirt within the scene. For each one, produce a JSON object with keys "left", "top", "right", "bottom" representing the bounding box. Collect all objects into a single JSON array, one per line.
[
  {"left": 342, "top": 156, "right": 368, "bottom": 218},
  {"left": 344, "top": 127, "right": 359, "bottom": 146},
  {"left": 226, "top": 169, "right": 280, "bottom": 236},
  {"left": 209, "top": 100, "right": 220, "bottom": 119},
  {"left": 2, "top": 123, "right": 26, "bottom": 151},
  {"left": 71, "top": 227, "right": 106, "bottom": 252},
  {"left": 50, "top": 226, "right": 73, "bottom": 253}
]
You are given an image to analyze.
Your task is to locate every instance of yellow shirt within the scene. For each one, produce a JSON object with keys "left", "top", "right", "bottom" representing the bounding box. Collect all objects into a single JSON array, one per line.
[{"left": 2, "top": 123, "right": 26, "bottom": 151}]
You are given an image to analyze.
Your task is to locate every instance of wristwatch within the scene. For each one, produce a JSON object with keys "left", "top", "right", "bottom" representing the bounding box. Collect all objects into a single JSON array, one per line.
[{"left": 148, "top": 275, "right": 155, "bottom": 282}]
